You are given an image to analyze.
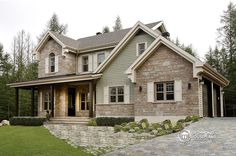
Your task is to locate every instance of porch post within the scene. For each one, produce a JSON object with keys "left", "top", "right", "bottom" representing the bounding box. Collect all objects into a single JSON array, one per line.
[
  {"left": 51, "top": 85, "right": 54, "bottom": 117},
  {"left": 220, "top": 87, "right": 224, "bottom": 117},
  {"left": 211, "top": 82, "right": 215, "bottom": 117},
  {"left": 15, "top": 88, "right": 19, "bottom": 116},
  {"left": 31, "top": 87, "right": 35, "bottom": 116},
  {"left": 89, "top": 81, "right": 94, "bottom": 117}
]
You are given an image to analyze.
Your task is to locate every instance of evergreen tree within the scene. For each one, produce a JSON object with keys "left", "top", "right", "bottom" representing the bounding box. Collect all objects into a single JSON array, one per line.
[
  {"left": 37, "top": 13, "right": 68, "bottom": 42},
  {"left": 173, "top": 37, "right": 198, "bottom": 57},
  {"left": 113, "top": 16, "right": 122, "bottom": 31},
  {"left": 102, "top": 26, "right": 110, "bottom": 33}
]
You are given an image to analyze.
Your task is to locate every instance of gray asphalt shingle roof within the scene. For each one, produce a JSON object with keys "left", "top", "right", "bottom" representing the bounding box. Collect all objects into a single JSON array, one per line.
[{"left": 50, "top": 21, "right": 161, "bottom": 52}]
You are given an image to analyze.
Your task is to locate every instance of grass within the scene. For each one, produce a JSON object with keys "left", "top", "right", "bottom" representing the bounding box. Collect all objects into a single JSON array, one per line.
[{"left": 0, "top": 126, "right": 91, "bottom": 156}]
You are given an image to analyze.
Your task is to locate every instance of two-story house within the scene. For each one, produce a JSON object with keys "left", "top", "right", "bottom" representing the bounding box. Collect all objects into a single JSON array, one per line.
[{"left": 9, "top": 21, "right": 229, "bottom": 122}]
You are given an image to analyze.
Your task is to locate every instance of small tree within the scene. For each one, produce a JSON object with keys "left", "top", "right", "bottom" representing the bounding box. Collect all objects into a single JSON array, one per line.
[
  {"left": 102, "top": 26, "right": 110, "bottom": 33},
  {"left": 37, "top": 13, "right": 68, "bottom": 42},
  {"left": 113, "top": 16, "right": 122, "bottom": 31}
]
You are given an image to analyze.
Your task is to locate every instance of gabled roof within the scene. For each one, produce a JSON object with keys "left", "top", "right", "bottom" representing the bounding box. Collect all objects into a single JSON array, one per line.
[
  {"left": 76, "top": 21, "right": 162, "bottom": 52},
  {"left": 94, "top": 21, "right": 161, "bottom": 73},
  {"left": 35, "top": 31, "right": 78, "bottom": 53},
  {"left": 125, "top": 35, "right": 229, "bottom": 87},
  {"left": 35, "top": 21, "right": 164, "bottom": 54}
]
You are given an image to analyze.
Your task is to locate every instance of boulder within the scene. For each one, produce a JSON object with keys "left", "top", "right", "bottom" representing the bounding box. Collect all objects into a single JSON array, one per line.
[
  {"left": 1, "top": 120, "right": 10, "bottom": 126},
  {"left": 0, "top": 123, "right": 2, "bottom": 127}
]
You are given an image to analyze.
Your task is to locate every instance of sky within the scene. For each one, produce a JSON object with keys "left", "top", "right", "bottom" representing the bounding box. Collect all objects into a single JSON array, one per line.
[{"left": 0, "top": 0, "right": 235, "bottom": 60}]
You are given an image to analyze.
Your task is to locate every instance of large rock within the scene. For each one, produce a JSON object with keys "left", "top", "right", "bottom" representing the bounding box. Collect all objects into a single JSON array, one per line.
[
  {"left": 0, "top": 123, "right": 2, "bottom": 127},
  {"left": 1, "top": 120, "right": 10, "bottom": 126}
]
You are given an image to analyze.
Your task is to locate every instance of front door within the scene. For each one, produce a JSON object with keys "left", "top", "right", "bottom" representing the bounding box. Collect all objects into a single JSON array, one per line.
[{"left": 68, "top": 88, "right": 76, "bottom": 116}]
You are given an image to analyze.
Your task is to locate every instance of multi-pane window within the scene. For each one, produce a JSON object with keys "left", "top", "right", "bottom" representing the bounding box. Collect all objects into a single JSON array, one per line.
[
  {"left": 137, "top": 43, "right": 146, "bottom": 55},
  {"left": 49, "top": 53, "right": 55, "bottom": 72},
  {"left": 109, "top": 86, "right": 124, "bottom": 103},
  {"left": 82, "top": 56, "right": 89, "bottom": 72},
  {"left": 80, "top": 93, "right": 89, "bottom": 110},
  {"left": 97, "top": 53, "right": 105, "bottom": 66},
  {"left": 44, "top": 91, "right": 51, "bottom": 110},
  {"left": 155, "top": 81, "right": 174, "bottom": 101}
]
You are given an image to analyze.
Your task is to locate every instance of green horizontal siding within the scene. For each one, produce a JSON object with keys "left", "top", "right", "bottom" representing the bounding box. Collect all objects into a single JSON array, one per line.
[{"left": 96, "top": 32, "right": 155, "bottom": 104}]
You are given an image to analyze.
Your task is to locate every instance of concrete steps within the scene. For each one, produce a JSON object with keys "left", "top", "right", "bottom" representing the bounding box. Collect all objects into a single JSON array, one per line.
[{"left": 47, "top": 117, "right": 91, "bottom": 125}]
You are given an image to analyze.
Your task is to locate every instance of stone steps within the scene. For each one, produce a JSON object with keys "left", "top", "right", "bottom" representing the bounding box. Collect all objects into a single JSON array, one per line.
[{"left": 47, "top": 117, "right": 91, "bottom": 125}]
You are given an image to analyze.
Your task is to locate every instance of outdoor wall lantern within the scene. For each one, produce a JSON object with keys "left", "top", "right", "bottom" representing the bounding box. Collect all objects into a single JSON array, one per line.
[
  {"left": 188, "top": 83, "right": 191, "bottom": 90},
  {"left": 139, "top": 86, "right": 142, "bottom": 92}
]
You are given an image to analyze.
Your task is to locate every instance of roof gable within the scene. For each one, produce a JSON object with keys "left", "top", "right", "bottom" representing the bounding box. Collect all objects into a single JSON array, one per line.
[{"left": 94, "top": 21, "right": 160, "bottom": 73}]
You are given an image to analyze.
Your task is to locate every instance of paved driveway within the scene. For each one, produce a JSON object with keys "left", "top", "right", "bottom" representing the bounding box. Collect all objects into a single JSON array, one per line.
[{"left": 106, "top": 118, "right": 236, "bottom": 156}]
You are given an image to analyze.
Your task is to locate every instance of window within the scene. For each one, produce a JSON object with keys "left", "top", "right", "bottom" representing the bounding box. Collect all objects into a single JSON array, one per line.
[
  {"left": 43, "top": 91, "right": 51, "bottom": 110},
  {"left": 97, "top": 53, "right": 105, "bottom": 66},
  {"left": 155, "top": 81, "right": 174, "bottom": 101},
  {"left": 49, "top": 53, "right": 55, "bottom": 72},
  {"left": 80, "top": 93, "right": 89, "bottom": 110},
  {"left": 82, "top": 56, "right": 89, "bottom": 72},
  {"left": 109, "top": 86, "right": 124, "bottom": 103},
  {"left": 137, "top": 42, "right": 147, "bottom": 55}
]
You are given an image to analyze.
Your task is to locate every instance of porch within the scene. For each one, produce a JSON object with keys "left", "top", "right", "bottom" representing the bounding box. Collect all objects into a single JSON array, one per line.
[{"left": 8, "top": 74, "right": 102, "bottom": 121}]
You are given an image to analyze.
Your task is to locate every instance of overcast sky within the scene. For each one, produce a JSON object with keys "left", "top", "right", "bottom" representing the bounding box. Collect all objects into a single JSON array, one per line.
[{"left": 0, "top": 0, "right": 235, "bottom": 59}]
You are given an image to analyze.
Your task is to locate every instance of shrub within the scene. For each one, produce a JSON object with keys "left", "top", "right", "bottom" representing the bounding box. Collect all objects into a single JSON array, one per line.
[
  {"left": 185, "top": 116, "right": 192, "bottom": 122},
  {"left": 162, "top": 119, "right": 172, "bottom": 130},
  {"left": 177, "top": 119, "right": 185, "bottom": 124},
  {"left": 88, "top": 119, "right": 97, "bottom": 126},
  {"left": 191, "top": 115, "right": 200, "bottom": 122},
  {"left": 173, "top": 122, "right": 184, "bottom": 132},
  {"left": 10, "top": 117, "right": 46, "bottom": 126},
  {"left": 114, "top": 125, "right": 122, "bottom": 133},
  {"left": 96, "top": 117, "right": 134, "bottom": 126}
]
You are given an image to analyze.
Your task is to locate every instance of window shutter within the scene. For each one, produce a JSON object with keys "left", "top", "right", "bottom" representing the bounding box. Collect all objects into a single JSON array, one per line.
[
  {"left": 55, "top": 55, "right": 59, "bottom": 72},
  {"left": 147, "top": 82, "right": 154, "bottom": 102},
  {"left": 94, "top": 53, "right": 98, "bottom": 69},
  {"left": 88, "top": 54, "right": 93, "bottom": 72},
  {"left": 124, "top": 85, "right": 130, "bottom": 103},
  {"left": 104, "top": 86, "right": 109, "bottom": 104},
  {"left": 45, "top": 57, "right": 49, "bottom": 73},
  {"left": 78, "top": 56, "right": 82, "bottom": 73},
  {"left": 174, "top": 80, "right": 182, "bottom": 101}
]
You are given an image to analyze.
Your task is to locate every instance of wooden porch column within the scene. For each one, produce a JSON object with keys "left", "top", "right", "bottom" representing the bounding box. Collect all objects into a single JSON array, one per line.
[
  {"left": 220, "top": 87, "right": 224, "bottom": 117},
  {"left": 211, "top": 82, "right": 215, "bottom": 117},
  {"left": 31, "top": 87, "right": 35, "bottom": 116},
  {"left": 89, "top": 81, "right": 94, "bottom": 118},
  {"left": 15, "top": 88, "right": 19, "bottom": 116},
  {"left": 51, "top": 85, "right": 54, "bottom": 117}
]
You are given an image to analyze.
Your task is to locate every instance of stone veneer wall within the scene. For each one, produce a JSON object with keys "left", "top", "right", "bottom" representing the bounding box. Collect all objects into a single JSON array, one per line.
[
  {"left": 134, "top": 44, "right": 199, "bottom": 117},
  {"left": 38, "top": 38, "right": 76, "bottom": 78},
  {"left": 96, "top": 104, "right": 134, "bottom": 117}
]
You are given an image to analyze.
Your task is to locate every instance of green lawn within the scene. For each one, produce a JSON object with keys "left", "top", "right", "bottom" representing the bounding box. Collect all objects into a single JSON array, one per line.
[{"left": 0, "top": 126, "right": 91, "bottom": 156}]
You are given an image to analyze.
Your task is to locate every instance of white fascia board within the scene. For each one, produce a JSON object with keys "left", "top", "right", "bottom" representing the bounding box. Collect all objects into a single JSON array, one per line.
[
  {"left": 94, "top": 21, "right": 159, "bottom": 74},
  {"left": 126, "top": 36, "right": 205, "bottom": 82}
]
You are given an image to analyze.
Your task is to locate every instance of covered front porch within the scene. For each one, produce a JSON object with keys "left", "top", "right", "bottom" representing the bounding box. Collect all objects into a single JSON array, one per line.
[{"left": 8, "top": 74, "right": 102, "bottom": 120}]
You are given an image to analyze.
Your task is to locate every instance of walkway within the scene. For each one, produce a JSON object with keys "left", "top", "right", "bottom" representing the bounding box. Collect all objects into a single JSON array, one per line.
[{"left": 106, "top": 118, "right": 236, "bottom": 156}]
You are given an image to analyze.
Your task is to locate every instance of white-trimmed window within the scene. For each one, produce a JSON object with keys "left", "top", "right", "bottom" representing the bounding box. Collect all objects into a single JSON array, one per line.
[
  {"left": 97, "top": 53, "right": 105, "bottom": 66},
  {"left": 43, "top": 91, "right": 51, "bottom": 110},
  {"left": 136, "top": 42, "right": 147, "bottom": 56},
  {"left": 109, "top": 86, "right": 124, "bottom": 103},
  {"left": 49, "top": 53, "right": 55, "bottom": 72},
  {"left": 155, "top": 81, "right": 174, "bottom": 101},
  {"left": 80, "top": 93, "right": 89, "bottom": 110},
  {"left": 82, "top": 55, "right": 89, "bottom": 72}
]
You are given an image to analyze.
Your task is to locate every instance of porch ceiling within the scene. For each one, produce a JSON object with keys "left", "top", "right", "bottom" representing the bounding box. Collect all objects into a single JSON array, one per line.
[{"left": 7, "top": 74, "right": 102, "bottom": 88}]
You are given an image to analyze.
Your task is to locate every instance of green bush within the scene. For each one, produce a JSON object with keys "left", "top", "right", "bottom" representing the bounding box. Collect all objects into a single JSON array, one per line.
[
  {"left": 114, "top": 125, "right": 122, "bottom": 133},
  {"left": 191, "top": 115, "right": 200, "bottom": 122},
  {"left": 185, "top": 116, "right": 192, "bottom": 122},
  {"left": 173, "top": 122, "right": 184, "bottom": 132},
  {"left": 96, "top": 117, "right": 134, "bottom": 126},
  {"left": 10, "top": 117, "right": 46, "bottom": 126},
  {"left": 87, "top": 119, "right": 97, "bottom": 126},
  {"left": 162, "top": 119, "right": 172, "bottom": 130}
]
